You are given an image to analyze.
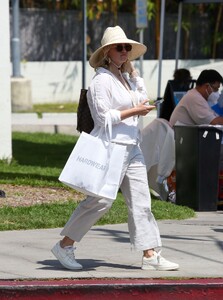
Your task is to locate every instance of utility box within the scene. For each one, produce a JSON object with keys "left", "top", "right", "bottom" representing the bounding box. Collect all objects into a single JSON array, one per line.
[{"left": 174, "top": 125, "right": 222, "bottom": 211}]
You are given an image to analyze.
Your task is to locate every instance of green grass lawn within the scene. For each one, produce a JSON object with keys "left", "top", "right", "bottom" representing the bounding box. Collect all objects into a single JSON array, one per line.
[
  {"left": 20, "top": 102, "right": 79, "bottom": 114},
  {"left": 0, "top": 132, "right": 195, "bottom": 231},
  {"left": 0, "top": 194, "right": 194, "bottom": 231},
  {"left": 0, "top": 132, "right": 78, "bottom": 187}
]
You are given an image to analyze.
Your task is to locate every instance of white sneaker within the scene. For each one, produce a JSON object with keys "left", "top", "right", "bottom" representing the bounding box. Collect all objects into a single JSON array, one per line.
[
  {"left": 168, "top": 191, "right": 176, "bottom": 203},
  {"left": 51, "top": 242, "right": 83, "bottom": 270},
  {"left": 142, "top": 250, "right": 179, "bottom": 271}
]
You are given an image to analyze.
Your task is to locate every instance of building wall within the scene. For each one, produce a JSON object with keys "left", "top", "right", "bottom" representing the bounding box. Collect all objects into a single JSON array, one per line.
[
  {"left": 19, "top": 59, "right": 222, "bottom": 104},
  {"left": 1, "top": 0, "right": 12, "bottom": 160}
]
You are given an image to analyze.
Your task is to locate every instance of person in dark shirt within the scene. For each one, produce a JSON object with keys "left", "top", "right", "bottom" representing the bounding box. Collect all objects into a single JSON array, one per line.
[{"left": 159, "top": 68, "right": 195, "bottom": 121}]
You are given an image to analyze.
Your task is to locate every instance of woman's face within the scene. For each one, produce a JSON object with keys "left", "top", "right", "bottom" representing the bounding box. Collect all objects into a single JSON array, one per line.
[{"left": 107, "top": 43, "right": 132, "bottom": 65}]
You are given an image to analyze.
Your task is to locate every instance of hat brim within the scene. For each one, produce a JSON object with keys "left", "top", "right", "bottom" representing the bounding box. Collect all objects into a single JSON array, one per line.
[{"left": 89, "top": 39, "right": 147, "bottom": 68}]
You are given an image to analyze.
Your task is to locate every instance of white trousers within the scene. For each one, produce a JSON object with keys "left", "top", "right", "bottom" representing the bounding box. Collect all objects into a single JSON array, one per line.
[{"left": 60, "top": 144, "right": 162, "bottom": 251}]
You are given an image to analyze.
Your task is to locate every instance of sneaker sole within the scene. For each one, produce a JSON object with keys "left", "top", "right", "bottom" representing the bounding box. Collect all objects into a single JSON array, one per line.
[
  {"left": 142, "top": 265, "right": 179, "bottom": 271},
  {"left": 51, "top": 247, "right": 83, "bottom": 270}
]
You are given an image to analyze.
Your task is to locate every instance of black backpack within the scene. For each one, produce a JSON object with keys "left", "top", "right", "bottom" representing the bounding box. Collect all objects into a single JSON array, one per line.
[{"left": 76, "top": 89, "right": 94, "bottom": 133}]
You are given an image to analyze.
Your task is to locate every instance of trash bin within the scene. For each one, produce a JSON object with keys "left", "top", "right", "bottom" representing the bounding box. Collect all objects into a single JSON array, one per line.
[{"left": 174, "top": 125, "right": 222, "bottom": 211}]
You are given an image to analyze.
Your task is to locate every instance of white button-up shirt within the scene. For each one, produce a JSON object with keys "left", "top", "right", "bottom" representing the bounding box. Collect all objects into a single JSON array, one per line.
[{"left": 87, "top": 67, "right": 148, "bottom": 145}]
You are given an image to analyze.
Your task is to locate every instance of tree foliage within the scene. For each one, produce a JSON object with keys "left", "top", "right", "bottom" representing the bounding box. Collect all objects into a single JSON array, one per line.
[{"left": 16, "top": 0, "right": 223, "bottom": 59}]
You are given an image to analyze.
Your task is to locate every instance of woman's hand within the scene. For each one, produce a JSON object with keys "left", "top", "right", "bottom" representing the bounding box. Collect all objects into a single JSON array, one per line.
[
  {"left": 122, "top": 60, "right": 133, "bottom": 73},
  {"left": 123, "top": 60, "right": 139, "bottom": 78},
  {"left": 135, "top": 100, "right": 156, "bottom": 116},
  {"left": 120, "top": 100, "right": 155, "bottom": 120}
]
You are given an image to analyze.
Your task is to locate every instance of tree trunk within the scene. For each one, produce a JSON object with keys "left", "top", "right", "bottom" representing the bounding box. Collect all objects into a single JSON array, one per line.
[{"left": 212, "top": 3, "right": 223, "bottom": 59}]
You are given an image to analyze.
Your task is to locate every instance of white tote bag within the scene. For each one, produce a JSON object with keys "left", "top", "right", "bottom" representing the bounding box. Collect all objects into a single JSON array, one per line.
[{"left": 59, "top": 116, "right": 126, "bottom": 200}]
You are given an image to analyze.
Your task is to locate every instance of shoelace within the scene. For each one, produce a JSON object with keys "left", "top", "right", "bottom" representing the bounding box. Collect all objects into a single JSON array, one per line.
[
  {"left": 64, "top": 246, "right": 76, "bottom": 259},
  {"left": 156, "top": 250, "right": 162, "bottom": 264},
  {"left": 156, "top": 250, "right": 171, "bottom": 265}
]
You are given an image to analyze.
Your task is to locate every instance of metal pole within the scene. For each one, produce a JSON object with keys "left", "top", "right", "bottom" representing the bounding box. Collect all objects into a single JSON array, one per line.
[
  {"left": 11, "top": 0, "right": 21, "bottom": 77},
  {"left": 175, "top": 2, "right": 183, "bottom": 70},
  {"left": 82, "top": 0, "right": 87, "bottom": 89},
  {"left": 157, "top": 0, "right": 165, "bottom": 102},
  {"left": 139, "top": 29, "right": 144, "bottom": 77}
]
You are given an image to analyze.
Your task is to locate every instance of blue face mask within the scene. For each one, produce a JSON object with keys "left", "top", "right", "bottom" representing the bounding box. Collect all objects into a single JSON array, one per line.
[{"left": 207, "top": 92, "right": 220, "bottom": 107}]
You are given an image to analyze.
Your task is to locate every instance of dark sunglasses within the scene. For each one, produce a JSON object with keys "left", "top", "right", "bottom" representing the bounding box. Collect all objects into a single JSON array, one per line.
[{"left": 115, "top": 44, "right": 132, "bottom": 52}]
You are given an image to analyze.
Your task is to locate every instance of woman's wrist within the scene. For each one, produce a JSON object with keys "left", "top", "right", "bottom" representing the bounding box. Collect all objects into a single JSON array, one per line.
[
  {"left": 120, "top": 106, "right": 138, "bottom": 120},
  {"left": 129, "top": 69, "right": 139, "bottom": 78}
]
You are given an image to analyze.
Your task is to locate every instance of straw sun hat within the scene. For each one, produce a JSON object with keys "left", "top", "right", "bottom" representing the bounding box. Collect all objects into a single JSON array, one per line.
[{"left": 89, "top": 26, "right": 147, "bottom": 68}]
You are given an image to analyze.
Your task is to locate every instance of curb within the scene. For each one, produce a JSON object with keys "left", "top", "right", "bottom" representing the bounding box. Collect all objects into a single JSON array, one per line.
[{"left": 0, "top": 278, "right": 223, "bottom": 299}]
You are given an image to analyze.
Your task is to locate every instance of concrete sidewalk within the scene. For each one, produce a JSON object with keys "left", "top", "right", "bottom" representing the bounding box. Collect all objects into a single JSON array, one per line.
[
  {"left": 11, "top": 111, "right": 157, "bottom": 135},
  {"left": 0, "top": 211, "right": 222, "bottom": 280}
]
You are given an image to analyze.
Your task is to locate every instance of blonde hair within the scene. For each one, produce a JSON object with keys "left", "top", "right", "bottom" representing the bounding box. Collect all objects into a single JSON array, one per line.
[
  {"left": 94, "top": 45, "right": 112, "bottom": 69},
  {"left": 94, "top": 44, "right": 127, "bottom": 71}
]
